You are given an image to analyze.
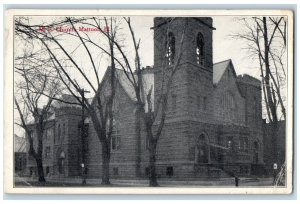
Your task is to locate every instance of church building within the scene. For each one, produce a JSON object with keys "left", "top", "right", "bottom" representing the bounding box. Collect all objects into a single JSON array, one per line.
[
  {"left": 85, "top": 17, "right": 264, "bottom": 179},
  {"left": 25, "top": 17, "right": 264, "bottom": 180}
]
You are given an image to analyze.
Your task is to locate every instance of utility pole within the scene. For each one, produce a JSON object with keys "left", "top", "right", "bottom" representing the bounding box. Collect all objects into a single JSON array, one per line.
[{"left": 79, "top": 88, "right": 90, "bottom": 185}]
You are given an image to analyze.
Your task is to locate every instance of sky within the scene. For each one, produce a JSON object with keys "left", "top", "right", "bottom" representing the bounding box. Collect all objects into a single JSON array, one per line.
[
  {"left": 130, "top": 16, "right": 261, "bottom": 77},
  {"left": 15, "top": 15, "right": 264, "bottom": 97}
]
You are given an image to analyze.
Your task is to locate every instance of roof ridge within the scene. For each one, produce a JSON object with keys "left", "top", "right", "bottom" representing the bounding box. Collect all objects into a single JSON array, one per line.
[{"left": 213, "top": 59, "right": 231, "bottom": 65}]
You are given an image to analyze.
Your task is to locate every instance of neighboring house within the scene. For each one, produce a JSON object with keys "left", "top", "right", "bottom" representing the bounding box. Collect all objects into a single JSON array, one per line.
[
  {"left": 25, "top": 95, "right": 84, "bottom": 178},
  {"left": 14, "top": 134, "right": 27, "bottom": 174}
]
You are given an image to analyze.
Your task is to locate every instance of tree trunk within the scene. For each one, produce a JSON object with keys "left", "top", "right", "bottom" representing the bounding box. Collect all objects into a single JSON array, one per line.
[
  {"left": 149, "top": 140, "right": 158, "bottom": 187},
  {"left": 101, "top": 142, "right": 111, "bottom": 185},
  {"left": 135, "top": 104, "right": 143, "bottom": 177},
  {"left": 271, "top": 121, "right": 279, "bottom": 164},
  {"left": 35, "top": 156, "right": 46, "bottom": 183},
  {"left": 263, "top": 17, "right": 278, "bottom": 123}
]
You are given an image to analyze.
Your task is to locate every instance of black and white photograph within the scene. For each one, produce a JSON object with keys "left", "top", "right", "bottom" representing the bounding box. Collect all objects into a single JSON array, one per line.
[{"left": 4, "top": 9, "right": 293, "bottom": 194}]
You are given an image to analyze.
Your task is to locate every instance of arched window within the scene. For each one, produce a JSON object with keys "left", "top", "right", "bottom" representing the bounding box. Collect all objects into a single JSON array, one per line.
[
  {"left": 254, "top": 141, "right": 259, "bottom": 150},
  {"left": 244, "top": 138, "right": 249, "bottom": 152},
  {"left": 166, "top": 32, "right": 175, "bottom": 65},
  {"left": 110, "top": 119, "right": 121, "bottom": 151},
  {"left": 62, "top": 123, "right": 65, "bottom": 139},
  {"left": 220, "top": 92, "right": 236, "bottom": 121},
  {"left": 57, "top": 124, "right": 61, "bottom": 141},
  {"left": 196, "top": 33, "right": 204, "bottom": 65}
]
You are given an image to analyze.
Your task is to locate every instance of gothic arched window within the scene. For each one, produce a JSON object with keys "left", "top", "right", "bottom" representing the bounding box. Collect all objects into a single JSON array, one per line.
[
  {"left": 166, "top": 32, "right": 175, "bottom": 65},
  {"left": 110, "top": 119, "right": 121, "bottom": 151},
  {"left": 57, "top": 124, "right": 61, "bottom": 141},
  {"left": 220, "top": 91, "right": 236, "bottom": 121},
  {"left": 196, "top": 33, "right": 205, "bottom": 65}
]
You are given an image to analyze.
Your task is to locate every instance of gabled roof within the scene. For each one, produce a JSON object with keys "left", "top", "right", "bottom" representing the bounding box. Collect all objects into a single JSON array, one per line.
[
  {"left": 114, "top": 67, "right": 154, "bottom": 111},
  {"left": 213, "top": 59, "right": 231, "bottom": 85},
  {"left": 213, "top": 59, "right": 246, "bottom": 98},
  {"left": 52, "top": 94, "right": 81, "bottom": 108}
]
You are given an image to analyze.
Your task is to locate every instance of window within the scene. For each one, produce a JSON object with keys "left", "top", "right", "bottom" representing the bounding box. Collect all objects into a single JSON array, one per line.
[
  {"left": 221, "top": 92, "right": 235, "bottom": 111},
  {"left": 189, "top": 146, "right": 195, "bottom": 161},
  {"left": 227, "top": 137, "right": 233, "bottom": 149},
  {"left": 238, "top": 139, "right": 241, "bottom": 150},
  {"left": 254, "top": 96, "right": 259, "bottom": 124},
  {"left": 45, "top": 147, "right": 50, "bottom": 158},
  {"left": 166, "top": 32, "right": 175, "bottom": 65},
  {"left": 111, "top": 135, "right": 121, "bottom": 150},
  {"left": 46, "top": 166, "right": 50, "bottom": 175},
  {"left": 195, "top": 134, "right": 209, "bottom": 163},
  {"left": 220, "top": 92, "right": 236, "bottom": 120},
  {"left": 145, "top": 135, "right": 150, "bottom": 149},
  {"left": 239, "top": 165, "right": 244, "bottom": 173},
  {"left": 242, "top": 138, "right": 249, "bottom": 152},
  {"left": 28, "top": 130, "right": 33, "bottom": 139},
  {"left": 44, "top": 129, "right": 48, "bottom": 140},
  {"left": 45, "top": 128, "right": 53, "bottom": 141},
  {"left": 166, "top": 167, "right": 174, "bottom": 176},
  {"left": 145, "top": 167, "right": 149, "bottom": 176},
  {"left": 172, "top": 94, "right": 177, "bottom": 110},
  {"left": 62, "top": 123, "right": 65, "bottom": 138},
  {"left": 196, "top": 33, "right": 204, "bottom": 65},
  {"left": 57, "top": 124, "right": 61, "bottom": 141},
  {"left": 30, "top": 167, "right": 34, "bottom": 176},
  {"left": 110, "top": 119, "right": 121, "bottom": 151},
  {"left": 197, "top": 96, "right": 201, "bottom": 109},
  {"left": 254, "top": 141, "right": 259, "bottom": 150},
  {"left": 203, "top": 96, "right": 207, "bottom": 111},
  {"left": 113, "top": 167, "right": 119, "bottom": 175}
]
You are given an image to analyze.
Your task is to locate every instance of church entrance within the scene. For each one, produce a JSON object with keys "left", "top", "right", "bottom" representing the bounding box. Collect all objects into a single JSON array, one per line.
[{"left": 195, "top": 133, "right": 210, "bottom": 164}]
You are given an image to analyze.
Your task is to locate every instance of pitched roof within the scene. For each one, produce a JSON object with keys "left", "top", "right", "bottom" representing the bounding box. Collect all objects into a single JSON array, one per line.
[
  {"left": 115, "top": 67, "right": 154, "bottom": 111},
  {"left": 213, "top": 59, "right": 232, "bottom": 84},
  {"left": 14, "top": 135, "right": 26, "bottom": 153},
  {"left": 52, "top": 94, "right": 81, "bottom": 108}
]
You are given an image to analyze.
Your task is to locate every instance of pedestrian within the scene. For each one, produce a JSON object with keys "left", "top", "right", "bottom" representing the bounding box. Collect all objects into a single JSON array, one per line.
[{"left": 234, "top": 176, "right": 239, "bottom": 187}]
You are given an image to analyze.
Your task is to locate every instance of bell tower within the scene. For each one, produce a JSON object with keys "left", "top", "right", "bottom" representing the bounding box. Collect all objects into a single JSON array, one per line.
[{"left": 153, "top": 17, "right": 215, "bottom": 122}]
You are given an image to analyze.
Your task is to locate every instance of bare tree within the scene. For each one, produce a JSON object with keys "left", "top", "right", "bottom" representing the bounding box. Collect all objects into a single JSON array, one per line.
[
  {"left": 14, "top": 39, "right": 61, "bottom": 183},
  {"left": 233, "top": 17, "right": 287, "bottom": 123},
  {"left": 15, "top": 17, "right": 117, "bottom": 184},
  {"left": 232, "top": 16, "right": 287, "bottom": 178},
  {"left": 87, "top": 17, "right": 186, "bottom": 186}
]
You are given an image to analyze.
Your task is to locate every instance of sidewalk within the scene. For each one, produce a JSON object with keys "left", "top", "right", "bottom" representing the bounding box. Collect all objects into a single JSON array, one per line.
[{"left": 15, "top": 176, "right": 274, "bottom": 187}]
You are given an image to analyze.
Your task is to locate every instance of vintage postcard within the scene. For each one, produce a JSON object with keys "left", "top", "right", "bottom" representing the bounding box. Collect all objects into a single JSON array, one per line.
[{"left": 4, "top": 9, "right": 294, "bottom": 194}]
